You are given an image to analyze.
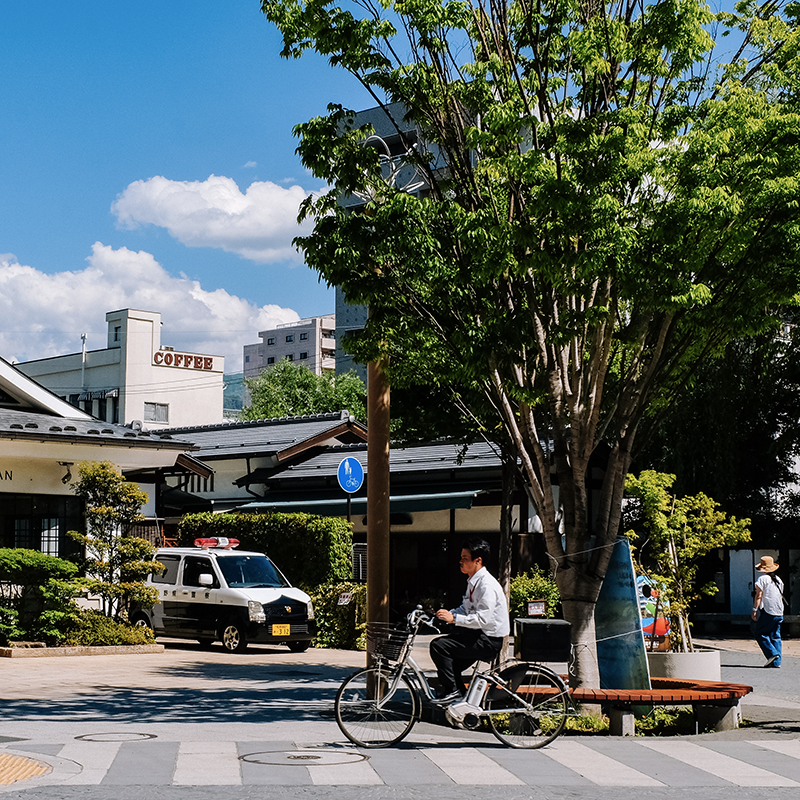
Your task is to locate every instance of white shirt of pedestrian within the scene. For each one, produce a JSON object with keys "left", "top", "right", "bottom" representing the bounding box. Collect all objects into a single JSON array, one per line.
[
  {"left": 451, "top": 566, "right": 510, "bottom": 637},
  {"left": 756, "top": 573, "right": 784, "bottom": 616}
]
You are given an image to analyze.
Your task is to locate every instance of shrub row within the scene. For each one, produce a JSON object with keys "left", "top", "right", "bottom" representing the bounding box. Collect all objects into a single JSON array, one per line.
[{"left": 178, "top": 512, "right": 353, "bottom": 590}]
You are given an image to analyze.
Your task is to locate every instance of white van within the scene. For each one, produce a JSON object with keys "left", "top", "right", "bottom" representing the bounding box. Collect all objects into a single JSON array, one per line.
[{"left": 131, "top": 537, "right": 316, "bottom": 653}]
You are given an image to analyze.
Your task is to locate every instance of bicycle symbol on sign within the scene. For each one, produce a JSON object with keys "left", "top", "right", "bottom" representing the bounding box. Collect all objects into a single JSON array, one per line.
[{"left": 337, "top": 457, "right": 364, "bottom": 494}]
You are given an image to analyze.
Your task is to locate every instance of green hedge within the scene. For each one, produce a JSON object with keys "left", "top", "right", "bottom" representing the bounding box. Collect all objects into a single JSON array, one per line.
[
  {"left": 310, "top": 581, "right": 366, "bottom": 650},
  {"left": 509, "top": 566, "right": 560, "bottom": 619},
  {"left": 178, "top": 512, "right": 353, "bottom": 590},
  {"left": 0, "top": 548, "right": 81, "bottom": 645}
]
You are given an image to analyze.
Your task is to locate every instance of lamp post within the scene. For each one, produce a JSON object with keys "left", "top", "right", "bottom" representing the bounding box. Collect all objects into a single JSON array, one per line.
[{"left": 354, "top": 131, "right": 428, "bottom": 631}]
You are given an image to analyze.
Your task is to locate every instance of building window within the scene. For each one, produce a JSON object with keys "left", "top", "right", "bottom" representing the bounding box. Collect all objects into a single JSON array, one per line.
[
  {"left": 144, "top": 402, "right": 169, "bottom": 423},
  {"left": 267, "top": 337, "right": 275, "bottom": 345},
  {"left": 114, "top": 326, "right": 121, "bottom": 342},
  {"left": 300, "top": 352, "right": 308, "bottom": 360},
  {"left": 14, "top": 519, "right": 32, "bottom": 549},
  {"left": 285, "top": 334, "right": 294, "bottom": 343},
  {"left": 267, "top": 357, "right": 275, "bottom": 365},
  {"left": 41, "top": 519, "right": 60, "bottom": 557},
  {"left": 245, "top": 355, "right": 250, "bottom": 363},
  {"left": 287, "top": 354, "right": 294, "bottom": 361},
  {"left": 300, "top": 332, "right": 308, "bottom": 341}
]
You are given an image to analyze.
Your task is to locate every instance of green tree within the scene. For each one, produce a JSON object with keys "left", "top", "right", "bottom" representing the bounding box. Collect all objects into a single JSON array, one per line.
[
  {"left": 635, "top": 323, "right": 800, "bottom": 540},
  {"left": 241, "top": 359, "right": 366, "bottom": 421},
  {"left": 68, "top": 461, "right": 160, "bottom": 621},
  {"left": 624, "top": 471, "right": 751, "bottom": 652},
  {"left": 263, "top": 0, "right": 800, "bottom": 685}
]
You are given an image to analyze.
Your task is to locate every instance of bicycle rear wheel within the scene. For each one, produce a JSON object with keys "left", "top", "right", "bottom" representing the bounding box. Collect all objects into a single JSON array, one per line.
[
  {"left": 487, "top": 664, "right": 567, "bottom": 748},
  {"left": 335, "top": 666, "right": 418, "bottom": 747}
]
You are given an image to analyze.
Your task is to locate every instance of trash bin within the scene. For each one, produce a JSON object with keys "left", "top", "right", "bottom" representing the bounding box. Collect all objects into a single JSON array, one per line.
[{"left": 513, "top": 618, "right": 572, "bottom": 662}]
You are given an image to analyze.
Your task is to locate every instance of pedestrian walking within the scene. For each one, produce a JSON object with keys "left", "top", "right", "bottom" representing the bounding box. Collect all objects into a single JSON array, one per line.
[{"left": 751, "top": 555, "right": 785, "bottom": 668}]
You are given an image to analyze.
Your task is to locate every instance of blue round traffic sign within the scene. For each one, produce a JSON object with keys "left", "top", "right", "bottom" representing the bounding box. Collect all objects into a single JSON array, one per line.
[{"left": 337, "top": 457, "right": 364, "bottom": 493}]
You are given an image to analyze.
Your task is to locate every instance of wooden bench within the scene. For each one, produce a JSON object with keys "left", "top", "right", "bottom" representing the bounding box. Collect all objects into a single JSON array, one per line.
[{"left": 566, "top": 677, "right": 753, "bottom": 736}]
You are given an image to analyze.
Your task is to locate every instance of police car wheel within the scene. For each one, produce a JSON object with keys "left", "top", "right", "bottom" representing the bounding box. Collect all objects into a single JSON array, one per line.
[
  {"left": 287, "top": 641, "right": 310, "bottom": 653},
  {"left": 221, "top": 623, "right": 248, "bottom": 653},
  {"left": 131, "top": 614, "right": 152, "bottom": 629}
]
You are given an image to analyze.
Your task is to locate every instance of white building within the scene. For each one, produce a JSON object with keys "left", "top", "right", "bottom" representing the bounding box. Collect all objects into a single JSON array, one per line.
[
  {"left": 16, "top": 309, "right": 224, "bottom": 429},
  {"left": 243, "top": 315, "right": 335, "bottom": 379}
]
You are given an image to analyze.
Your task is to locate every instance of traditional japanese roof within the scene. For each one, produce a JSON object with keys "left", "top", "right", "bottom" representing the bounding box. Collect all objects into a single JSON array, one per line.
[{"left": 161, "top": 410, "right": 368, "bottom": 461}]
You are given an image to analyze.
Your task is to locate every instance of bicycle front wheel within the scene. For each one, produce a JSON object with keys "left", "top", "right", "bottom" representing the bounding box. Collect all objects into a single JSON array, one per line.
[
  {"left": 487, "top": 664, "right": 567, "bottom": 748},
  {"left": 335, "top": 666, "right": 418, "bottom": 747}
]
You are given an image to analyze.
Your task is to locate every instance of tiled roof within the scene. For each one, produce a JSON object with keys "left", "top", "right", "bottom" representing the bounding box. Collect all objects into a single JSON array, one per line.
[
  {"left": 161, "top": 411, "right": 366, "bottom": 459},
  {"left": 0, "top": 407, "right": 190, "bottom": 449},
  {"left": 261, "top": 439, "right": 502, "bottom": 480}
]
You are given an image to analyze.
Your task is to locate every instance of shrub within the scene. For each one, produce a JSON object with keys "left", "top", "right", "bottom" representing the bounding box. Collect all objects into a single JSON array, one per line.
[
  {"left": 0, "top": 548, "right": 81, "bottom": 645},
  {"left": 309, "top": 582, "right": 366, "bottom": 650},
  {"left": 68, "top": 461, "right": 160, "bottom": 621},
  {"left": 62, "top": 610, "right": 156, "bottom": 646},
  {"left": 509, "top": 566, "right": 560, "bottom": 619},
  {"left": 178, "top": 512, "right": 353, "bottom": 590}
]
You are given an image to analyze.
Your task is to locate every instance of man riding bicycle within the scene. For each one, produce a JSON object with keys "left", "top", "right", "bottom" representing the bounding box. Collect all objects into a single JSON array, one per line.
[{"left": 430, "top": 537, "right": 509, "bottom": 705}]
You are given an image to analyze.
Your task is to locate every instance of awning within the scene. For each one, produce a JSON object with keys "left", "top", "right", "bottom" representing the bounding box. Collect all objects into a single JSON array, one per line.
[{"left": 236, "top": 489, "right": 484, "bottom": 516}]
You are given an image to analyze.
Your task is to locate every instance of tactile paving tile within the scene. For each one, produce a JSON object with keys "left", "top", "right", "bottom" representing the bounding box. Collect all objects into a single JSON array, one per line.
[{"left": 0, "top": 752, "right": 50, "bottom": 785}]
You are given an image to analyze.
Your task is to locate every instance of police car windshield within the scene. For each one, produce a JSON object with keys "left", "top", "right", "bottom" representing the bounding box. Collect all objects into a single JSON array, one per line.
[{"left": 216, "top": 555, "right": 288, "bottom": 588}]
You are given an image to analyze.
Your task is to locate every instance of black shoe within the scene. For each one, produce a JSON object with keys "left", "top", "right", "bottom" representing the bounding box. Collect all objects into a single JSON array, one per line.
[{"left": 431, "top": 690, "right": 463, "bottom": 706}]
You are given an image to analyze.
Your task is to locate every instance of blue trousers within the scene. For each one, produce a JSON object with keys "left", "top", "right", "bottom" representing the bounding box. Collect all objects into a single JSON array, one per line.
[{"left": 754, "top": 612, "right": 782, "bottom": 665}]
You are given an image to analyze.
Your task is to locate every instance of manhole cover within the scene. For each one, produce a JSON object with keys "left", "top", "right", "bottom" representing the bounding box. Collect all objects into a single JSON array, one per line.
[
  {"left": 240, "top": 749, "right": 367, "bottom": 766},
  {"left": 0, "top": 753, "right": 50, "bottom": 785},
  {"left": 74, "top": 732, "right": 157, "bottom": 742}
]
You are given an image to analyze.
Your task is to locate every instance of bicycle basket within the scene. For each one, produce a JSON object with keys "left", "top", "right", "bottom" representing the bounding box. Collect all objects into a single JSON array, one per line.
[{"left": 366, "top": 622, "right": 413, "bottom": 663}]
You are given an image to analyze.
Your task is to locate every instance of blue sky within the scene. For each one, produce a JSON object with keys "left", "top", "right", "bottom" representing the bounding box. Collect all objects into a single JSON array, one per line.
[{"left": 0, "top": 2, "right": 371, "bottom": 370}]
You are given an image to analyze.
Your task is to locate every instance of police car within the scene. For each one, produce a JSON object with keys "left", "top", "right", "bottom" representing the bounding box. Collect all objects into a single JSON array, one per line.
[{"left": 131, "top": 537, "right": 316, "bottom": 653}]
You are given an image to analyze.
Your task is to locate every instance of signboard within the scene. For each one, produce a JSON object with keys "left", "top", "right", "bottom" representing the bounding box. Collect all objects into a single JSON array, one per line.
[
  {"left": 337, "top": 457, "right": 364, "bottom": 494},
  {"left": 527, "top": 600, "right": 546, "bottom": 617},
  {"left": 338, "top": 593, "right": 353, "bottom": 606}
]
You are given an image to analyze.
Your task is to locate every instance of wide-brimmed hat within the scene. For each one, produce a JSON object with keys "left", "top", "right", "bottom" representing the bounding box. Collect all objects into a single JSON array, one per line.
[{"left": 756, "top": 555, "right": 779, "bottom": 573}]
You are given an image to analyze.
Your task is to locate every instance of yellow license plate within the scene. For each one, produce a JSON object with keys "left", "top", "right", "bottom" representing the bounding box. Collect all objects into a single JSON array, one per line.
[{"left": 272, "top": 624, "right": 291, "bottom": 637}]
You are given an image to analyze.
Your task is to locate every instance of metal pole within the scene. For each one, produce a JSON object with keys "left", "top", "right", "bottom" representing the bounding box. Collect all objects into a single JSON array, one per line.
[{"left": 367, "top": 354, "right": 391, "bottom": 632}]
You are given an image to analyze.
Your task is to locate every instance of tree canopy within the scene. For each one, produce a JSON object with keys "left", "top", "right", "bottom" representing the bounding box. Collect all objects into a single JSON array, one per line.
[
  {"left": 241, "top": 359, "right": 367, "bottom": 421},
  {"left": 262, "top": 0, "right": 800, "bottom": 685}
]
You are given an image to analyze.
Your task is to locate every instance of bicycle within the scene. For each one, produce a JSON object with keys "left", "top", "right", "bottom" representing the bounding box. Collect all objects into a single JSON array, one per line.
[{"left": 334, "top": 607, "right": 569, "bottom": 749}]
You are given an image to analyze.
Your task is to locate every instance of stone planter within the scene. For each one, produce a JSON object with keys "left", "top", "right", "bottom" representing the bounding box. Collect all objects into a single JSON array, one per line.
[
  {"left": 646, "top": 648, "right": 721, "bottom": 681},
  {"left": 0, "top": 644, "right": 164, "bottom": 658}
]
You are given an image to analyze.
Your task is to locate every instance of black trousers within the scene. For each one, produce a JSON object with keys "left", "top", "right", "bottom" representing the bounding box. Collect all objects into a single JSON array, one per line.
[{"left": 429, "top": 627, "right": 504, "bottom": 695}]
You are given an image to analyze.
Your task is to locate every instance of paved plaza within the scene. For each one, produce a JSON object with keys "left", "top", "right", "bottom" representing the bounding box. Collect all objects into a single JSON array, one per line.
[{"left": 1, "top": 635, "right": 799, "bottom": 799}]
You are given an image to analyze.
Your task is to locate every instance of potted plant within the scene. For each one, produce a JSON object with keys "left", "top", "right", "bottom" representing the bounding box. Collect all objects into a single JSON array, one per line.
[{"left": 624, "top": 471, "right": 751, "bottom": 679}]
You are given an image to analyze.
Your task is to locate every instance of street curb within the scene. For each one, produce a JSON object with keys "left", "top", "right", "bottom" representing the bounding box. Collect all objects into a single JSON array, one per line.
[{"left": 0, "top": 644, "right": 164, "bottom": 658}]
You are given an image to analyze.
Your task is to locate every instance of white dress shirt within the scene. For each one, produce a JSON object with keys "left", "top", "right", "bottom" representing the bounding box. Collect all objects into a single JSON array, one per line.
[{"left": 451, "top": 566, "right": 510, "bottom": 637}]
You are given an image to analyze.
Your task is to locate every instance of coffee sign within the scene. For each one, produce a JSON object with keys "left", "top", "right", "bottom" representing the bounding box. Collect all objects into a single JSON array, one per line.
[{"left": 154, "top": 352, "right": 214, "bottom": 370}]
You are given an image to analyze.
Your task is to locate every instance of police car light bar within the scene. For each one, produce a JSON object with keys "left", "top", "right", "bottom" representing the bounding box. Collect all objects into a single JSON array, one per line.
[{"left": 194, "top": 537, "right": 240, "bottom": 550}]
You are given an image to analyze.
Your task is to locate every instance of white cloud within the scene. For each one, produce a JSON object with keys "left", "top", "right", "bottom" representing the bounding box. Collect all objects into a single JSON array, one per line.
[
  {"left": 244, "top": 161, "right": 257, "bottom": 168},
  {"left": 0, "top": 243, "right": 299, "bottom": 369},
  {"left": 111, "top": 175, "right": 314, "bottom": 263}
]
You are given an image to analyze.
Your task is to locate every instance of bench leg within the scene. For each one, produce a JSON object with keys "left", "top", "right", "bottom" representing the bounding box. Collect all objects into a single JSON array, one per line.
[
  {"left": 608, "top": 705, "right": 635, "bottom": 736},
  {"left": 696, "top": 701, "right": 741, "bottom": 732}
]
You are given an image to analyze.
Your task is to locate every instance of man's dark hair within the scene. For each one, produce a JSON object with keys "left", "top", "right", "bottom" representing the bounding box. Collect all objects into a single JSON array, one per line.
[{"left": 462, "top": 537, "right": 491, "bottom": 563}]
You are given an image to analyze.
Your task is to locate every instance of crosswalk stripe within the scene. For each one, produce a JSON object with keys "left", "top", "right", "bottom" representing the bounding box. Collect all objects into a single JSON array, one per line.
[
  {"left": 308, "top": 760, "right": 384, "bottom": 785},
  {"left": 543, "top": 740, "right": 664, "bottom": 786},
  {"left": 57, "top": 741, "right": 121, "bottom": 785},
  {"left": 173, "top": 741, "right": 240, "bottom": 785},
  {"left": 421, "top": 747, "right": 524, "bottom": 785},
  {"left": 751, "top": 740, "right": 800, "bottom": 759},
  {"left": 638, "top": 739, "right": 800, "bottom": 787}
]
